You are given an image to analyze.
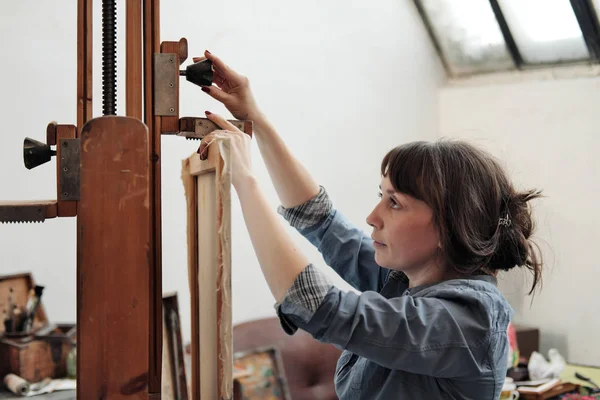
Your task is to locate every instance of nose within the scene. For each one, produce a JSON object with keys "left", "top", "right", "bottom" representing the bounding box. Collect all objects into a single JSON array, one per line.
[{"left": 366, "top": 203, "right": 382, "bottom": 230}]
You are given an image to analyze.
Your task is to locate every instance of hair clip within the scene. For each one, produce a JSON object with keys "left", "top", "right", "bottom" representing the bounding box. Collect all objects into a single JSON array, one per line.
[{"left": 499, "top": 214, "right": 512, "bottom": 227}]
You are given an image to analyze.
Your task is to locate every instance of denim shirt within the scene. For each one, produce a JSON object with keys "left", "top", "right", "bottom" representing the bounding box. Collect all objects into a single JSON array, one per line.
[{"left": 276, "top": 190, "right": 514, "bottom": 400}]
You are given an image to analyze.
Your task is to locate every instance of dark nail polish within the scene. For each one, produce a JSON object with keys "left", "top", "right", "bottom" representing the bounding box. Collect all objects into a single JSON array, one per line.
[
  {"left": 205, "top": 111, "right": 212, "bottom": 116},
  {"left": 201, "top": 87, "right": 210, "bottom": 93},
  {"left": 205, "top": 49, "right": 211, "bottom": 54}
]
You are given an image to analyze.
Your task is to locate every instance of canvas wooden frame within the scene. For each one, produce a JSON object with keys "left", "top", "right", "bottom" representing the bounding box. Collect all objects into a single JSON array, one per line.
[{"left": 182, "top": 140, "right": 233, "bottom": 400}]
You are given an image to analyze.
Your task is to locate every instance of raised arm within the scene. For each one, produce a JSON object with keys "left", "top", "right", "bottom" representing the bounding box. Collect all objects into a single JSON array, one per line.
[
  {"left": 197, "top": 50, "right": 319, "bottom": 208},
  {"left": 198, "top": 51, "right": 393, "bottom": 292}
]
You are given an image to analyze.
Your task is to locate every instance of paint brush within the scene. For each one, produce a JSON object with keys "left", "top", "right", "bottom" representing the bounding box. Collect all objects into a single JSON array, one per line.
[
  {"left": 22, "top": 285, "right": 44, "bottom": 332},
  {"left": 2, "top": 309, "right": 11, "bottom": 334},
  {"left": 12, "top": 307, "right": 22, "bottom": 333},
  {"left": 575, "top": 372, "right": 600, "bottom": 390},
  {"left": 7, "top": 288, "right": 14, "bottom": 320},
  {"left": 5, "top": 288, "right": 15, "bottom": 332}
]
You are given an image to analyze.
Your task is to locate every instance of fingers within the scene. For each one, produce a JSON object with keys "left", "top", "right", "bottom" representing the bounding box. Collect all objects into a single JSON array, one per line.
[
  {"left": 212, "top": 70, "right": 226, "bottom": 87},
  {"left": 197, "top": 111, "right": 242, "bottom": 160},
  {"left": 192, "top": 56, "right": 218, "bottom": 77},
  {"left": 191, "top": 58, "right": 225, "bottom": 90},
  {"left": 200, "top": 84, "right": 233, "bottom": 104},
  {"left": 197, "top": 131, "right": 228, "bottom": 160},
  {"left": 198, "top": 133, "right": 214, "bottom": 160},
  {"left": 197, "top": 135, "right": 210, "bottom": 159},
  {"left": 203, "top": 50, "right": 242, "bottom": 83},
  {"left": 204, "top": 111, "right": 241, "bottom": 132},
  {"left": 192, "top": 57, "right": 225, "bottom": 86}
]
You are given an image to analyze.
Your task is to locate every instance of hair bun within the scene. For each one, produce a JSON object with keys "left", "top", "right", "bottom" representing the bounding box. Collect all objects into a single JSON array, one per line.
[{"left": 488, "top": 189, "right": 543, "bottom": 294}]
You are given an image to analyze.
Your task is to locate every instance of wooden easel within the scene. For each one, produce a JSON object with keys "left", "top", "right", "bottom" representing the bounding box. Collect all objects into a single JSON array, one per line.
[
  {"left": 77, "top": 1, "right": 163, "bottom": 398},
  {"left": 0, "top": 1, "right": 250, "bottom": 399}
]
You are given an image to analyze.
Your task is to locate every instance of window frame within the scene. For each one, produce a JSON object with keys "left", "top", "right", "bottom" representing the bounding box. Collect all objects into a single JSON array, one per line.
[{"left": 414, "top": 0, "right": 600, "bottom": 77}]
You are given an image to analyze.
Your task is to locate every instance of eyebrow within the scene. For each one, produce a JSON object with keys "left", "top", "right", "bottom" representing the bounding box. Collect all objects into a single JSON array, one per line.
[{"left": 379, "top": 185, "right": 397, "bottom": 195}]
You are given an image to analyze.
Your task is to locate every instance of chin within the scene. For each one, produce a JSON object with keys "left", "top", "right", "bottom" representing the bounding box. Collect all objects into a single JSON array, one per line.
[
  {"left": 374, "top": 253, "right": 392, "bottom": 268},
  {"left": 375, "top": 253, "right": 408, "bottom": 271}
]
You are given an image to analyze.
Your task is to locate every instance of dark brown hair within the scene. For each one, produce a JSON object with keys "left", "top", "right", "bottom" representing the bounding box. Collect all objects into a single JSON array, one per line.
[{"left": 381, "top": 140, "right": 543, "bottom": 294}]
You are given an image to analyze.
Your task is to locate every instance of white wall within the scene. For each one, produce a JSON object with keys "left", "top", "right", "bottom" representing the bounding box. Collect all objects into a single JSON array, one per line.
[
  {"left": 0, "top": 1, "right": 444, "bottom": 344},
  {"left": 440, "top": 75, "right": 600, "bottom": 366}
]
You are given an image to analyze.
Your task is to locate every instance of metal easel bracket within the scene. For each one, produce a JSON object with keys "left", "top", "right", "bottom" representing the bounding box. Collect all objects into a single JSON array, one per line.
[
  {"left": 153, "top": 53, "right": 179, "bottom": 116},
  {"left": 58, "top": 138, "right": 81, "bottom": 202}
]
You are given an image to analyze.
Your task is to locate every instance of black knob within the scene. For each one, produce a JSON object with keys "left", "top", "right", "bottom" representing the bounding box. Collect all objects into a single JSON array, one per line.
[
  {"left": 23, "top": 138, "right": 56, "bottom": 170},
  {"left": 180, "top": 59, "right": 213, "bottom": 87}
]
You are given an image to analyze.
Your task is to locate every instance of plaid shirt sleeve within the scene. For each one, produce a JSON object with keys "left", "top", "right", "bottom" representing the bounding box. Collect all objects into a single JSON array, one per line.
[
  {"left": 275, "top": 187, "right": 334, "bottom": 333},
  {"left": 277, "top": 186, "right": 333, "bottom": 230},
  {"left": 274, "top": 264, "right": 334, "bottom": 334}
]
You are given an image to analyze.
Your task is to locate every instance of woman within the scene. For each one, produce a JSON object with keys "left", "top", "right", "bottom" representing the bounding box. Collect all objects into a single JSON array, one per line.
[{"left": 196, "top": 50, "right": 542, "bottom": 400}]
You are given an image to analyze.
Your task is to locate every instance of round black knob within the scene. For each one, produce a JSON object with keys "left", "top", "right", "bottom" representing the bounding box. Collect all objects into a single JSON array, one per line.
[
  {"left": 181, "top": 59, "right": 214, "bottom": 87},
  {"left": 23, "top": 138, "right": 56, "bottom": 170}
]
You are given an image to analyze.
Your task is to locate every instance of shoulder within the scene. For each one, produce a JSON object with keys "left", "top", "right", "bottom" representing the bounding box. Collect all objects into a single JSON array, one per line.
[{"left": 418, "top": 277, "right": 513, "bottom": 332}]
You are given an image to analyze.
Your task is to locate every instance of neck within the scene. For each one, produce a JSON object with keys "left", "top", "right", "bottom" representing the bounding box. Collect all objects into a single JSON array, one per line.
[
  {"left": 405, "top": 267, "right": 447, "bottom": 289},
  {"left": 403, "top": 256, "right": 460, "bottom": 289},
  {"left": 404, "top": 264, "right": 495, "bottom": 288}
]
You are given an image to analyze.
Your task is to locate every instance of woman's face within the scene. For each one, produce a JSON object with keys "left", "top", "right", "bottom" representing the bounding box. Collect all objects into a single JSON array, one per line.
[{"left": 366, "top": 176, "right": 441, "bottom": 272}]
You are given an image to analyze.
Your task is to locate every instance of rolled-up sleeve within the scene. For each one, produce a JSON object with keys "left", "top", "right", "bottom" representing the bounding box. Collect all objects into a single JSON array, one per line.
[
  {"left": 277, "top": 186, "right": 333, "bottom": 230},
  {"left": 279, "top": 287, "right": 499, "bottom": 379},
  {"left": 278, "top": 187, "right": 390, "bottom": 293},
  {"left": 275, "top": 264, "right": 334, "bottom": 335}
]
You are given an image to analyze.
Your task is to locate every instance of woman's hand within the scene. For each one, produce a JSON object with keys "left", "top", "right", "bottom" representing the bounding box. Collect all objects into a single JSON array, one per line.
[
  {"left": 198, "top": 111, "right": 254, "bottom": 190},
  {"left": 194, "top": 50, "right": 262, "bottom": 123},
  {"left": 195, "top": 51, "right": 320, "bottom": 209}
]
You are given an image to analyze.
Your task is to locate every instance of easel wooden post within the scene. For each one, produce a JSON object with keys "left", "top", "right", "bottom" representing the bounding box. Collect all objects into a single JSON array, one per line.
[
  {"left": 2, "top": 1, "right": 252, "bottom": 398},
  {"left": 77, "top": 116, "right": 153, "bottom": 399},
  {"left": 76, "top": 0, "right": 163, "bottom": 398}
]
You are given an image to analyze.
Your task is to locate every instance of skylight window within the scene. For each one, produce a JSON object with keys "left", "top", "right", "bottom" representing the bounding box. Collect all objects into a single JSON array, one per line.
[
  {"left": 498, "top": 0, "right": 589, "bottom": 63},
  {"left": 419, "top": 0, "right": 513, "bottom": 75},
  {"left": 414, "top": 0, "right": 600, "bottom": 77}
]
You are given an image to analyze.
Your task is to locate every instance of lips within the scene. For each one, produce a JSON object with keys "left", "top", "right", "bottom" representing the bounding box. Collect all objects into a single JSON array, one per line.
[{"left": 371, "top": 237, "right": 386, "bottom": 246}]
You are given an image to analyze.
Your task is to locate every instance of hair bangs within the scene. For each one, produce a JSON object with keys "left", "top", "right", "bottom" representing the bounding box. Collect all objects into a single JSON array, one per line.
[{"left": 380, "top": 142, "right": 439, "bottom": 208}]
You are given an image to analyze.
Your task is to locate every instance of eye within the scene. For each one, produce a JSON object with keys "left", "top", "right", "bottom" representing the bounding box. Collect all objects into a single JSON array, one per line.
[
  {"left": 379, "top": 191, "right": 401, "bottom": 209},
  {"left": 389, "top": 197, "right": 401, "bottom": 209}
]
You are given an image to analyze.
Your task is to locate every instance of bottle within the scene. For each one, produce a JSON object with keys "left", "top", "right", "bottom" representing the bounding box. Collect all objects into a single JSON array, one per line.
[{"left": 66, "top": 341, "right": 77, "bottom": 379}]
